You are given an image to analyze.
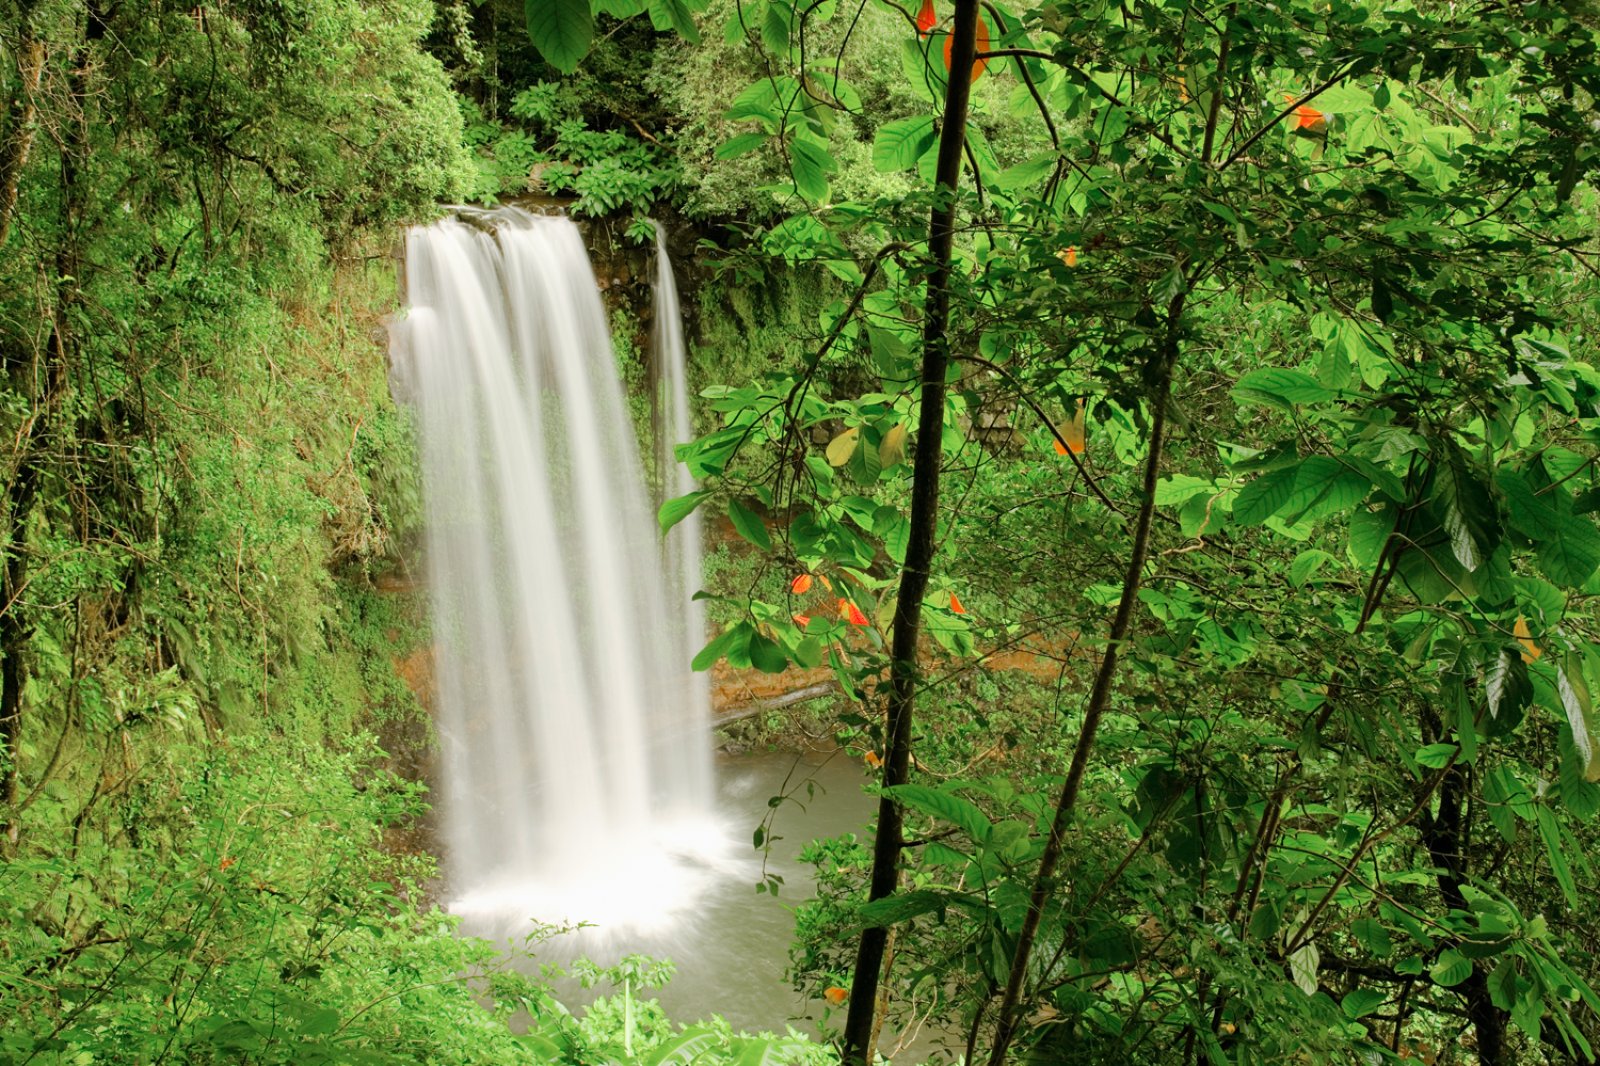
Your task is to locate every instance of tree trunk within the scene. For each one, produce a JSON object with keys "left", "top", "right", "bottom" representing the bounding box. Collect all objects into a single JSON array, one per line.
[
  {"left": 986, "top": 314, "right": 1183, "bottom": 1066},
  {"left": 1420, "top": 747, "right": 1509, "bottom": 1064},
  {"left": 840, "top": 5, "right": 979, "bottom": 1061}
]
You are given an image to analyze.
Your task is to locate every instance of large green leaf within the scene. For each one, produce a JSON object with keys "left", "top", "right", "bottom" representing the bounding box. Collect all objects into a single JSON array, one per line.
[
  {"left": 726, "top": 498, "right": 771, "bottom": 550},
  {"left": 1233, "top": 465, "right": 1300, "bottom": 526},
  {"left": 1231, "top": 368, "right": 1334, "bottom": 410},
  {"left": 648, "top": 0, "right": 700, "bottom": 42},
  {"left": 871, "top": 117, "right": 937, "bottom": 172},
  {"left": 1280, "top": 456, "right": 1372, "bottom": 525},
  {"left": 715, "top": 132, "right": 769, "bottom": 160},
  {"left": 692, "top": 623, "right": 751, "bottom": 671},
  {"left": 790, "top": 138, "right": 835, "bottom": 200},
  {"left": 1431, "top": 445, "right": 1500, "bottom": 572},
  {"left": 887, "top": 783, "right": 993, "bottom": 842},
  {"left": 647, "top": 1027, "right": 721, "bottom": 1066},
  {"left": 1538, "top": 509, "right": 1600, "bottom": 587},
  {"left": 525, "top": 0, "right": 593, "bottom": 74},
  {"left": 729, "top": 1038, "right": 814, "bottom": 1066},
  {"left": 658, "top": 489, "right": 710, "bottom": 532},
  {"left": 1557, "top": 652, "right": 1600, "bottom": 782}
]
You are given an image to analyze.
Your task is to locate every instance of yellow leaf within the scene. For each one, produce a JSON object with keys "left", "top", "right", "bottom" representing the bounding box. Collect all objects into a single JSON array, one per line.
[
  {"left": 878, "top": 422, "right": 908, "bottom": 467},
  {"left": 1053, "top": 398, "right": 1085, "bottom": 455},
  {"left": 826, "top": 426, "right": 860, "bottom": 467},
  {"left": 1514, "top": 615, "right": 1542, "bottom": 663}
]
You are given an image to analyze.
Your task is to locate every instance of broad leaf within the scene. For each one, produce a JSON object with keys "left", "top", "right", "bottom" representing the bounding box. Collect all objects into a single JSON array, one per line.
[
  {"left": 872, "top": 117, "right": 937, "bottom": 172},
  {"left": 1231, "top": 369, "right": 1333, "bottom": 410},
  {"left": 526, "top": 0, "right": 593, "bottom": 74},
  {"left": 659, "top": 489, "right": 711, "bottom": 532}
]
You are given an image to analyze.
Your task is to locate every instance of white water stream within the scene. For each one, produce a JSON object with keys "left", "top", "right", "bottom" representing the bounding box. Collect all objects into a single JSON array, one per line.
[{"left": 391, "top": 207, "right": 735, "bottom": 947}]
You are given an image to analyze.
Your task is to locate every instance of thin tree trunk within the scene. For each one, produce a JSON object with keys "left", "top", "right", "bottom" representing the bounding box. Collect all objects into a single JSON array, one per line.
[
  {"left": 840, "top": 5, "right": 979, "bottom": 1061},
  {"left": 986, "top": 312, "right": 1183, "bottom": 1066},
  {"left": 1420, "top": 738, "right": 1508, "bottom": 1064}
]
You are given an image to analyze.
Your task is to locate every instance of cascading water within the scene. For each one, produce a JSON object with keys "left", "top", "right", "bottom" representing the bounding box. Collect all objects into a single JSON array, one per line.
[{"left": 390, "top": 206, "right": 733, "bottom": 945}]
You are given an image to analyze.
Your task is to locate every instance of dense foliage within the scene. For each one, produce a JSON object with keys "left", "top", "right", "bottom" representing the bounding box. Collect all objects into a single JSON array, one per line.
[
  {"left": 573, "top": 0, "right": 1600, "bottom": 1063},
  {"left": 10, "top": 0, "right": 1600, "bottom": 1065}
]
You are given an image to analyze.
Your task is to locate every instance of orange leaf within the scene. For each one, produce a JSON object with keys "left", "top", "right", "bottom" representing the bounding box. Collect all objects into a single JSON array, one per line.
[
  {"left": 949, "top": 590, "right": 967, "bottom": 614},
  {"left": 824, "top": 986, "right": 849, "bottom": 1005},
  {"left": 1514, "top": 615, "right": 1542, "bottom": 663},
  {"left": 819, "top": 573, "right": 834, "bottom": 592},
  {"left": 1282, "top": 92, "right": 1328, "bottom": 132},
  {"left": 793, "top": 614, "right": 811, "bottom": 628},
  {"left": 218, "top": 856, "right": 236, "bottom": 871},
  {"left": 863, "top": 750, "right": 883, "bottom": 768},
  {"left": 791, "top": 573, "right": 814, "bottom": 594},
  {"left": 839, "top": 598, "right": 869, "bottom": 626},
  {"left": 942, "top": 13, "right": 990, "bottom": 82},
  {"left": 1056, "top": 245, "right": 1078, "bottom": 268},
  {"left": 1053, "top": 398, "right": 1086, "bottom": 455},
  {"left": 915, "top": 0, "right": 936, "bottom": 35}
]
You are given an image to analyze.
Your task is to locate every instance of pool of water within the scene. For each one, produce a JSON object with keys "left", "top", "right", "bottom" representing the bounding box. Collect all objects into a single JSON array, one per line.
[{"left": 466, "top": 748, "right": 874, "bottom": 1036}]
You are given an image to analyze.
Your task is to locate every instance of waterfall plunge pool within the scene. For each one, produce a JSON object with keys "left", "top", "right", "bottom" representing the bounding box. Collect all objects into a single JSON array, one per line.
[{"left": 453, "top": 748, "right": 873, "bottom": 1038}]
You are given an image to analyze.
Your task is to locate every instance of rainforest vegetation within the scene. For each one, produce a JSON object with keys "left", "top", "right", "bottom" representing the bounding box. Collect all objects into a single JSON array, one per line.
[{"left": 4, "top": 0, "right": 1600, "bottom": 1064}]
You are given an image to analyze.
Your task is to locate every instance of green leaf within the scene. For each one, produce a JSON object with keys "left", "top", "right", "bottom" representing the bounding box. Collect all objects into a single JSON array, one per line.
[
  {"left": 1348, "top": 504, "right": 1396, "bottom": 569},
  {"left": 1233, "top": 465, "right": 1300, "bottom": 526},
  {"left": 871, "top": 117, "right": 937, "bottom": 172},
  {"left": 1483, "top": 766, "right": 1519, "bottom": 843},
  {"left": 526, "top": 0, "right": 594, "bottom": 74},
  {"left": 647, "top": 1027, "right": 721, "bottom": 1066},
  {"left": 692, "top": 624, "right": 750, "bottom": 671},
  {"left": 1537, "top": 805, "right": 1578, "bottom": 907},
  {"left": 1232, "top": 369, "right": 1333, "bottom": 410},
  {"left": 1351, "top": 917, "right": 1393, "bottom": 956},
  {"left": 790, "top": 138, "right": 835, "bottom": 200},
  {"left": 715, "top": 132, "right": 769, "bottom": 159},
  {"left": 726, "top": 498, "right": 771, "bottom": 550},
  {"left": 1415, "top": 743, "right": 1459, "bottom": 769},
  {"left": 1432, "top": 445, "right": 1500, "bottom": 572},
  {"left": 887, "top": 783, "right": 993, "bottom": 842},
  {"left": 1280, "top": 457, "right": 1371, "bottom": 525},
  {"left": 659, "top": 489, "right": 711, "bottom": 532},
  {"left": 729, "top": 1038, "right": 813, "bottom": 1066},
  {"left": 1538, "top": 509, "right": 1600, "bottom": 587},
  {"left": 748, "top": 632, "right": 788, "bottom": 674},
  {"left": 1289, "top": 549, "right": 1338, "bottom": 586},
  {"left": 994, "top": 153, "right": 1056, "bottom": 192},
  {"left": 1431, "top": 948, "right": 1472, "bottom": 987},
  {"left": 647, "top": 0, "right": 700, "bottom": 41},
  {"left": 1557, "top": 653, "right": 1600, "bottom": 782},
  {"left": 855, "top": 888, "right": 959, "bottom": 927},
  {"left": 1289, "top": 942, "right": 1320, "bottom": 996},
  {"left": 1341, "top": 988, "right": 1387, "bottom": 1019}
]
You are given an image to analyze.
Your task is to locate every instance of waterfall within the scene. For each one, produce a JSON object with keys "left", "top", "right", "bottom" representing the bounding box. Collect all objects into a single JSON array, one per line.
[{"left": 390, "top": 206, "right": 725, "bottom": 943}]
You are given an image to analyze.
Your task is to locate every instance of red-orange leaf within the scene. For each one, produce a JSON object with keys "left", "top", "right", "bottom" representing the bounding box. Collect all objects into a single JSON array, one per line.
[
  {"left": 942, "top": 14, "right": 989, "bottom": 82},
  {"left": 1283, "top": 92, "right": 1328, "bottom": 132},
  {"left": 915, "top": 0, "right": 936, "bottom": 35},
  {"left": 839, "top": 598, "right": 869, "bottom": 626},
  {"left": 824, "top": 986, "right": 849, "bottom": 1005},
  {"left": 949, "top": 590, "right": 967, "bottom": 614},
  {"left": 791, "top": 573, "right": 814, "bottom": 594},
  {"left": 793, "top": 614, "right": 811, "bottom": 628}
]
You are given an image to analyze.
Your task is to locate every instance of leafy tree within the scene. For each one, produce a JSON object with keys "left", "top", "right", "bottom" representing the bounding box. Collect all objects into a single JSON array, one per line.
[{"left": 619, "top": 0, "right": 1600, "bottom": 1062}]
